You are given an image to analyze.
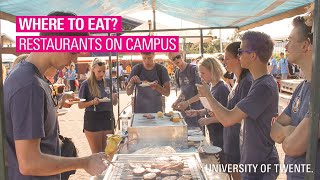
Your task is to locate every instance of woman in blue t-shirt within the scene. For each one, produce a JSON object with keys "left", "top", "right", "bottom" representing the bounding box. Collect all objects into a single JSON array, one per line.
[
  {"left": 222, "top": 42, "right": 253, "bottom": 180},
  {"left": 186, "top": 58, "right": 230, "bottom": 149},
  {"left": 78, "top": 59, "right": 118, "bottom": 154}
]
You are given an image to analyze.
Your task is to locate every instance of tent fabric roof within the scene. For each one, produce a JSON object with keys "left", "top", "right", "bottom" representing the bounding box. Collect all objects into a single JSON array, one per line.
[{"left": 0, "top": 0, "right": 313, "bottom": 30}]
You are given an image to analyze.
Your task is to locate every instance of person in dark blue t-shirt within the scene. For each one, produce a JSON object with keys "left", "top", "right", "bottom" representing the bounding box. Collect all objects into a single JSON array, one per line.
[
  {"left": 78, "top": 58, "right": 118, "bottom": 154},
  {"left": 168, "top": 51, "right": 203, "bottom": 128},
  {"left": 185, "top": 57, "right": 229, "bottom": 148},
  {"left": 223, "top": 42, "right": 253, "bottom": 180},
  {"left": 197, "top": 31, "right": 279, "bottom": 179},
  {"left": 271, "top": 13, "right": 320, "bottom": 180},
  {"left": 126, "top": 52, "right": 170, "bottom": 113},
  {"left": 4, "top": 11, "right": 107, "bottom": 180}
]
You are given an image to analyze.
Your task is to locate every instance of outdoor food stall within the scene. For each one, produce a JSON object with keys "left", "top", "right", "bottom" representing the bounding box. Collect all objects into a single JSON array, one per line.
[{"left": 95, "top": 110, "right": 225, "bottom": 180}]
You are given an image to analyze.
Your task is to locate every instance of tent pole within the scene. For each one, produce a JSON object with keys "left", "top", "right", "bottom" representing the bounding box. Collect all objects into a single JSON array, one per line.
[
  {"left": 108, "top": 33, "right": 114, "bottom": 131},
  {"left": 305, "top": 1, "right": 320, "bottom": 179},
  {"left": 200, "top": 29, "right": 204, "bottom": 57},
  {"left": 0, "top": 19, "right": 8, "bottom": 180},
  {"left": 152, "top": 0, "right": 156, "bottom": 30},
  {"left": 116, "top": 51, "right": 120, "bottom": 130}
]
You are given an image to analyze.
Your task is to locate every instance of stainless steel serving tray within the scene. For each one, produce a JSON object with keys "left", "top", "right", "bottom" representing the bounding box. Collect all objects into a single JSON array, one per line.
[{"left": 127, "top": 112, "right": 188, "bottom": 148}]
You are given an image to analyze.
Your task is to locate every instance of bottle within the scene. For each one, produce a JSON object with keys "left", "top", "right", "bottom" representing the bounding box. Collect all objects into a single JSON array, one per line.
[{"left": 121, "top": 111, "right": 129, "bottom": 135}]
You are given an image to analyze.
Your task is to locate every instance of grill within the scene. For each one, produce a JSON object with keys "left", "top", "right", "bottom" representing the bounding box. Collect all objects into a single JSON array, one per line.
[{"left": 103, "top": 153, "right": 208, "bottom": 180}]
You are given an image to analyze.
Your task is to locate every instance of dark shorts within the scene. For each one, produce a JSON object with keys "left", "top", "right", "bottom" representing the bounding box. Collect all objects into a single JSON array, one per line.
[{"left": 84, "top": 111, "right": 114, "bottom": 132}]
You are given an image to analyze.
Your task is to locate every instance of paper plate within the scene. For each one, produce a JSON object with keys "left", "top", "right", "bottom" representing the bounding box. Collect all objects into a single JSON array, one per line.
[
  {"left": 188, "top": 130, "right": 203, "bottom": 136},
  {"left": 188, "top": 135, "right": 204, "bottom": 142},
  {"left": 99, "top": 97, "right": 111, "bottom": 102},
  {"left": 139, "top": 82, "right": 154, "bottom": 87},
  {"left": 57, "top": 108, "right": 69, "bottom": 116},
  {"left": 66, "top": 98, "right": 86, "bottom": 104},
  {"left": 202, "top": 145, "right": 222, "bottom": 154}
]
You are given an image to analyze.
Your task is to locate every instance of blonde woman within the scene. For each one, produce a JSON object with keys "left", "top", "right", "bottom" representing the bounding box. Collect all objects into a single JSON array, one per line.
[
  {"left": 186, "top": 57, "right": 230, "bottom": 149},
  {"left": 78, "top": 59, "right": 118, "bottom": 153}
]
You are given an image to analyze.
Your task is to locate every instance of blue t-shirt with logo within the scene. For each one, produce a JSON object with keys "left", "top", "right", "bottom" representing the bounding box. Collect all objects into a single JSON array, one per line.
[
  {"left": 207, "top": 80, "right": 230, "bottom": 148},
  {"left": 224, "top": 72, "right": 253, "bottom": 164},
  {"left": 79, "top": 78, "right": 116, "bottom": 112},
  {"left": 177, "top": 64, "right": 203, "bottom": 127},
  {"left": 236, "top": 74, "right": 279, "bottom": 176},
  {"left": 129, "top": 64, "right": 170, "bottom": 113},
  {"left": 283, "top": 81, "right": 320, "bottom": 180}
]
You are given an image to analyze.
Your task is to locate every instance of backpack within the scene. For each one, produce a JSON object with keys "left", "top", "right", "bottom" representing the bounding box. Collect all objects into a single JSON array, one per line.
[
  {"left": 134, "top": 63, "right": 164, "bottom": 86},
  {"left": 59, "top": 135, "right": 78, "bottom": 179}
]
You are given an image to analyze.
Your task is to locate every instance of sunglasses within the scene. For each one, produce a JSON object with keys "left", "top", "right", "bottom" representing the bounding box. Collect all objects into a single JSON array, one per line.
[
  {"left": 237, "top": 48, "right": 255, "bottom": 56},
  {"left": 96, "top": 62, "right": 106, "bottom": 66},
  {"left": 170, "top": 54, "right": 181, "bottom": 61}
]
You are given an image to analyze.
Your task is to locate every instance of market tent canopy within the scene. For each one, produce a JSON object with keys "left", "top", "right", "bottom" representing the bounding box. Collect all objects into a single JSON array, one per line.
[
  {"left": 121, "top": 21, "right": 213, "bottom": 43},
  {"left": 0, "top": 0, "right": 313, "bottom": 31}
]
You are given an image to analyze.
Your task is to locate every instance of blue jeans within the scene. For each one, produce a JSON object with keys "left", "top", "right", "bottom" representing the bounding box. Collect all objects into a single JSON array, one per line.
[{"left": 281, "top": 73, "right": 288, "bottom": 79}]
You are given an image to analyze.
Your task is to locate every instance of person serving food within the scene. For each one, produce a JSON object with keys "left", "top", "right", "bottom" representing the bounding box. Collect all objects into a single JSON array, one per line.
[{"left": 126, "top": 52, "right": 170, "bottom": 113}]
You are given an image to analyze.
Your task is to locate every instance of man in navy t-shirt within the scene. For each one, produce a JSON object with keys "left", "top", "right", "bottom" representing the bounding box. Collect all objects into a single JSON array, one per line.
[
  {"left": 197, "top": 31, "right": 279, "bottom": 179},
  {"left": 270, "top": 14, "right": 320, "bottom": 180},
  {"left": 168, "top": 51, "right": 203, "bottom": 128},
  {"left": 126, "top": 52, "right": 170, "bottom": 113},
  {"left": 4, "top": 11, "right": 107, "bottom": 180}
]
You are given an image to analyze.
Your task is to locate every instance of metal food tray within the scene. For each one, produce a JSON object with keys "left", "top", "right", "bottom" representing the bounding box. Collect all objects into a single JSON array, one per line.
[
  {"left": 127, "top": 112, "right": 188, "bottom": 148},
  {"left": 103, "top": 153, "right": 208, "bottom": 180},
  {"left": 131, "top": 113, "right": 186, "bottom": 127}
]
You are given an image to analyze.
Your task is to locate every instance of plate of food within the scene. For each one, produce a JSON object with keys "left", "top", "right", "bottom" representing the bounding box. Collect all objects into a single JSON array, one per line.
[
  {"left": 57, "top": 108, "right": 69, "bottom": 116},
  {"left": 65, "top": 97, "right": 86, "bottom": 104},
  {"left": 99, "top": 97, "right": 111, "bottom": 102},
  {"left": 188, "top": 130, "right": 203, "bottom": 136},
  {"left": 139, "top": 81, "right": 155, "bottom": 87}
]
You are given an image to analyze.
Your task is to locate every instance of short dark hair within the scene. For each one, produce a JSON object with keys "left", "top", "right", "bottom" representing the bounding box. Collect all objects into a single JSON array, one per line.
[
  {"left": 292, "top": 16, "right": 313, "bottom": 44},
  {"left": 241, "top": 31, "right": 274, "bottom": 63},
  {"left": 40, "top": 11, "right": 89, "bottom": 36},
  {"left": 226, "top": 42, "right": 241, "bottom": 58},
  {"left": 225, "top": 41, "right": 250, "bottom": 82},
  {"left": 280, "top": 52, "right": 284, "bottom": 55}
]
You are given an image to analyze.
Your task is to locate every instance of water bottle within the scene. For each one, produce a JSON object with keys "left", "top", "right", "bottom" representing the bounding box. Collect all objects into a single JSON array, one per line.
[{"left": 121, "top": 111, "right": 129, "bottom": 135}]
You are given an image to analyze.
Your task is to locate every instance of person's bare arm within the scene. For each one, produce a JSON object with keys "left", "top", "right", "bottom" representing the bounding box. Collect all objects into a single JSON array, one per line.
[
  {"left": 172, "top": 93, "right": 183, "bottom": 110},
  {"left": 197, "top": 84, "right": 247, "bottom": 127},
  {"left": 15, "top": 139, "right": 107, "bottom": 176},
  {"left": 126, "top": 75, "right": 140, "bottom": 96},
  {"left": 282, "top": 117, "right": 320, "bottom": 157},
  {"left": 151, "top": 82, "right": 170, "bottom": 96},
  {"left": 270, "top": 112, "right": 293, "bottom": 143},
  {"left": 78, "top": 98, "right": 99, "bottom": 109}
]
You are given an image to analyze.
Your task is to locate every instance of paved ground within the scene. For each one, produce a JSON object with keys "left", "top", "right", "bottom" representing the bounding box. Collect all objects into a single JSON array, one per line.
[{"left": 58, "top": 90, "right": 292, "bottom": 180}]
